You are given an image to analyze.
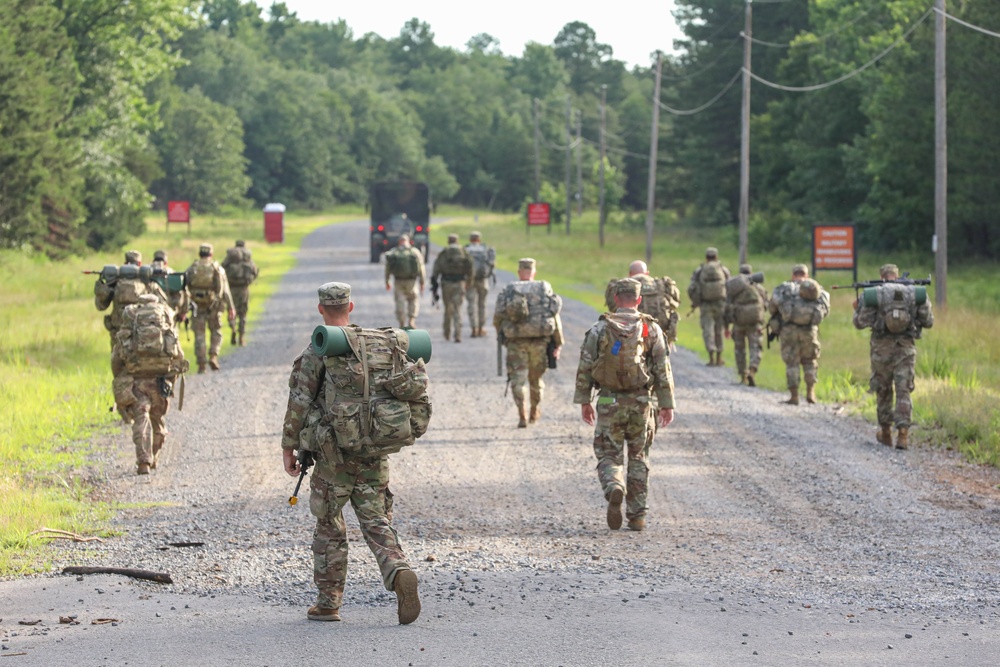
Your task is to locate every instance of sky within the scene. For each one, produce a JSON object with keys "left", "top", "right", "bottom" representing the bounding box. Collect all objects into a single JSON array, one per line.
[{"left": 281, "top": 1, "right": 683, "bottom": 69}]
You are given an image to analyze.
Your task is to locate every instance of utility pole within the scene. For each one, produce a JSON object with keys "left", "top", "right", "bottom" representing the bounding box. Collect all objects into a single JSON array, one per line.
[
  {"left": 934, "top": 0, "right": 947, "bottom": 308},
  {"left": 598, "top": 85, "right": 607, "bottom": 248},
  {"left": 738, "top": 0, "right": 752, "bottom": 266},
  {"left": 645, "top": 52, "right": 663, "bottom": 265},
  {"left": 565, "top": 95, "right": 573, "bottom": 235},
  {"left": 533, "top": 97, "right": 541, "bottom": 203},
  {"left": 575, "top": 110, "right": 583, "bottom": 217}
]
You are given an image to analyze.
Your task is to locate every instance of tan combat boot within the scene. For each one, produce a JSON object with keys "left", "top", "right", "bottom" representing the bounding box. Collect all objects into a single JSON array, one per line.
[
  {"left": 747, "top": 367, "right": 757, "bottom": 387},
  {"left": 607, "top": 488, "right": 624, "bottom": 530},
  {"left": 137, "top": 463, "right": 150, "bottom": 475},
  {"left": 198, "top": 362, "right": 206, "bottom": 374},
  {"left": 716, "top": 353, "right": 725, "bottom": 367},
  {"left": 517, "top": 403, "right": 528, "bottom": 428},
  {"left": 805, "top": 383, "right": 817, "bottom": 404},
  {"left": 739, "top": 372, "right": 747, "bottom": 385},
  {"left": 239, "top": 333, "right": 245, "bottom": 346},
  {"left": 706, "top": 352, "right": 715, "bottom": 367},
  {"left": 231, "top": 331, "right": 237, "bottom": 346},
  {"left": 876, "top": 424, "right": 893, "bottom": 446},
  {"left": 307, "top": 606, "right": 341, "bottom": 622},
  {"left": 407, "top": 317, "right": 416, "bottom": 328},
  {"left": 784, "top": 387, "right": 799, "bottom": 405},
  {"left": 896, "top": 427, "right": 909, "bottom": 450},
  {"left": 529, "top": 401, "right": 540, "bottom": 424},
  {"left": 394, "top": 569, "right": 421, "bottom": 625},
  {"left": 209, "top": 356, "right": 220, "bottom": 371},
  {"left": 628, "top": 517, "right": 646, "bottom": 532}
]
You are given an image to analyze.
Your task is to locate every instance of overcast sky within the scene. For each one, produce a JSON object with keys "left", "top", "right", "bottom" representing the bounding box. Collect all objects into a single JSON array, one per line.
[{"left": 280, "top": 1, "right": 683, "bottom": 69}]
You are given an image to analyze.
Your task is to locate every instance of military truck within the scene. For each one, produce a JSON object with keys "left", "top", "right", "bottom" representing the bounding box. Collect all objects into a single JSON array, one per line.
[{"left": 369, "top": 180, "right": 431, "bottom": 263}]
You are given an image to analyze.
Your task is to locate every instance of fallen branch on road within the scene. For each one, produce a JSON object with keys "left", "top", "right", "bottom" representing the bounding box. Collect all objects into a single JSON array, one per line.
[
  {"left": 63, "top": 566, "right": 173, "bottom": 584},
  {"left": 30, "top": 527, "right": 104, "bottom": 543}
]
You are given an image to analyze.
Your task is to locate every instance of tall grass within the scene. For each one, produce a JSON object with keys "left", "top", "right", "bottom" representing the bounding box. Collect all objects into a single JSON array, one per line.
[
  {"left": 430, "top": 212, "right": 1000, "bottom": 464},
  {"left": 0, "top": 210, "right": 354, "bottom": 574}
]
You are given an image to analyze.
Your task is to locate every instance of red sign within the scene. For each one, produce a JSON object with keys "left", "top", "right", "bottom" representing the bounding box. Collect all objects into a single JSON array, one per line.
[
  {"left": 167, "top": 200, "right": 190, "bottom": 223},
  {"left": 527, "top": 202, "right": 551, "bottom": 226},
  {"left": 813, "top": 225, "right": 856, "bottom": 270}
]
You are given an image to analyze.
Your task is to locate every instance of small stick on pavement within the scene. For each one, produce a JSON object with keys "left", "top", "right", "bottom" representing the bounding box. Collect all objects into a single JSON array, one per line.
[
  {"left": 30, "top": 527, "right": 104, "bottom": 543},
  {"left": 63, "top": 566, "right": 173, "bottom": 584}
]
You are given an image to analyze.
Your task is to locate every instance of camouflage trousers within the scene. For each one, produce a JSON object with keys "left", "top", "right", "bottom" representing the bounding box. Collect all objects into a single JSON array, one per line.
[
  {"left": 505, "top": 338, "right": 548, "bottom": 408},
  {"left": 127, "top": 378, "right": 168, "bottom": 467},
  {"left": 593, "top": 393, "right": 655, "bottom": 520},
  {"left": 309, "top": 457, "right": 410, "bottom": 610},
  {"left": 230, "top": 286, "right": 250, "bottom": 336},
  {"left": 869, "top": 336, "right": 917, "bottom": 428},
  {"left": 780, "top": 324, "right": 821, "bottom": 388},
  {"left": 699, "top": 301, "right": 726, "bottom": 353},
  {"left": 731, "top": 323, "right": 764, "bottom": 376},
  {"left": 465, "top": 278, "right": 489, "bottom": 330},
  {"left": 393, "top": 278, "right": 420, "bottom": 327},
  {"left": 441, "top": 280, "right": 466, "bottom": 339},
  {"left": 192, "top": 300, "right": 224, "bottom": 363}
]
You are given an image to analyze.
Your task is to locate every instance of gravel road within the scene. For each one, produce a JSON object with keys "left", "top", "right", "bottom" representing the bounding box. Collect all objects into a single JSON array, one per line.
[{"left": 2, "top": 220, "right": 1000, "bottom": 665}]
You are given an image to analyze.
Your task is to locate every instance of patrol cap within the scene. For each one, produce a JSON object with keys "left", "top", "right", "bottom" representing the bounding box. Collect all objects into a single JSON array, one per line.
[
  {"left": 879, "top": 263, "right": 899, "bottom": 279},
  {"left": 470, "top": 231, "right": 482, "bottom": 241},
  {"left": 447, "top": 233, "right": 459, "bottom": 243},
  {"left": 518, "top": 258, "right": 536, "bottom": 271},
  {"left": 318, "top": 282, "right": 351, "bottom": 306},
  {"left": 153, "top": 249, "right": 167, "bottom": 262},
  {"left": 125, "top": 250, "right": 142, "bottom": 264},
  {"left": 739, "top": 263, "right": 752, "bottom": 274},
  {"left": 199, "top": 243, "right": 213, "bottom": 256},
  {"left": 235, "top": 239, "right": 246, "bottom": 247},
  {"left": 705, "top": 247, "right": 719, "bottom": 259},
  {"left": 398, "top": 234, "right": 411, "bottom": 244},
  {"left": 612, "top": 278, "right": 641, "bottom": 299},
  {"left": 792, "top": 263, "right": 809, "bottom": 276}
]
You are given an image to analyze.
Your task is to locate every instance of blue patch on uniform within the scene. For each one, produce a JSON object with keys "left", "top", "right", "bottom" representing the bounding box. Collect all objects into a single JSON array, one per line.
[{"left": 611, "top": 340, "right": 621, "bottom": 355}]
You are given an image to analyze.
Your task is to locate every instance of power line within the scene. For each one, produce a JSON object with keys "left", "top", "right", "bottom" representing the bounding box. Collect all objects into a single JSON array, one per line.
[
  {"left": 936, "top": 7, "right": 1000, "bottom": 40},
  {"left": 661, "top": 36, "right": 741, "bottom": 81},
  {"left": 744, "top": 2, "right": 885, "bottom": 49},
  {"left": 656, "top": 69, "right": 742, "bottom": 115},
  {"left": 748, "top": 9, "right": 933, "bottom": 93}
]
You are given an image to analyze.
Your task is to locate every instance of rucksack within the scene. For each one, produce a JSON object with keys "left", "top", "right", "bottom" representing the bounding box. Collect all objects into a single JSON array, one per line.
[
  {"left": 727, "top": 275, "right": 765, "bottom": 326},
  {"left": 636, "top": 275, "right": 678, "bottom": 329},
  {"left": 319, "top": 327, "right": 432, "bottom": 460},
  {"left": 116, "top": 299, "right": 187, "bottom": 377},
  {"left": 874, "top": 284, "right": 916, "bottom": 334},
  {"left": 435, "top": 246, "right": 472, "bottom": 276},
  {"left": 224, "top": 248, "right": 257, "bottom": 287},
  {"left": 590, "top": 314, "right": 654, "bottom": 392},
  {"left": 777, "top": 282, "right": 826, "bottom": 326},
  {"left": 189, "top": 261, "right": 217, "bottom": 291},
  {"left": 698, "top": 261, "right": 727, "bottom": 301},
  {"left": 498, "top": 281, "right": 561, "bottom": 339},
  {"left": 465, "top": 244, "right": 494, "bottom": 280},
  {"left": 388, "top": 248, "right": 420, "bottom": 280}
]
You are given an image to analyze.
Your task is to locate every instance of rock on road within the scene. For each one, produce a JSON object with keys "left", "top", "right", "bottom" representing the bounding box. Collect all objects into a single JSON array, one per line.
[{"left": 2, "top": 220, "right": 1000, "bottom": 666}]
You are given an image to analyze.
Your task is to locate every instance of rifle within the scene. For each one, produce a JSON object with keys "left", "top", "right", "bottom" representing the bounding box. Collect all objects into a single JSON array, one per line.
[
  {"left": 766, "top": 321, "right": 779, "bottom": 349},
  {"left": 184, "top": 302, "right": 197, "bottom": 341},
  {"left": 82, "top": 265, "right": 119, "bottom": 284},
  {"left": 546, "top": 338, "right": 557, "bottom": 370},
  {"left": 228, "top": 312, "right": 237, "bottom": 345},
  {"left": 430, "top": 275, "right": 440, "bottom": 308},
  {"left": 497, "top": 330, "right": 505, "bottom": 377},
  {"left": 831, "top": 272, "right": 932, "bottom": 297},
  {"left": 288, "top": 449, "right": 314, "bottom": 506}
]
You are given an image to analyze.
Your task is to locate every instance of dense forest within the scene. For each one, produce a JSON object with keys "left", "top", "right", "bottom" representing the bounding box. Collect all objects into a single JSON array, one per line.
[{"left": 1, "top": 0, "right": 998, "bottom": 258}]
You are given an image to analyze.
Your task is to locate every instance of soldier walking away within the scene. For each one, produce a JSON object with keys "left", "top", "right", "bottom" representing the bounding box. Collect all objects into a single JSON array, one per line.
[
  {"left": 767, "top": 264, "right": 830, "bottom": 405},
  {"left": 493, "top": 258, "right": 564, "bottom": 427},
  {"left": 852, "top": 264, "right": 934, "bottom": 449},
  {"left": 605, "top": 260, "right": 681, "bottom": 349},
  {"left": 184, "top": 244, "right": 235, "bottom": 373},
  {"left": 724, "top": 264, "right": 768, "bottom": 385},
  {"left": 221, "top": 240, "right": 259, "bottom": 346},
  {"left": 281, "top": 282, "right": 431, "bottom": 624},
  {"left": 150, "top": 249, "right": 190, "bottom": 327},
  {"left": 687, "top": 247, "right": 731, "bottom": 366},
  {"left": 432, "top": 233, "right": 473, "bottom": 342},
  {"left": 464, "top": 231, "right": 496, "bottom": 338},
  {"left": 110, "top": 294, "right": 188, "bottom": 474},
  {"left": 575, "top": 279, "right": 675, "bottom": 532},
  {"left": 94, "top": 250, "right": 168, "bottom": 356},
  {"left": 384, "top": 234, "right": 426, "bottom": 328}
]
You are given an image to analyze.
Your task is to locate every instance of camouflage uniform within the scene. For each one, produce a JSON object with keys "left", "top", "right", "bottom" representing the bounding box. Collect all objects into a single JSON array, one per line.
[
  {"left": 94, "top": 250, "right": 168, "bottom": 352},
  {"left": 688, "top": 250, "right": 731, "bottom": 364},
  {"left": 769, "top": 274, "right": 830, "bottom": 399},
  {"left": 574, "top": 282, "right": 675, "bottom": 525},
  {"left": 281, "top": 283, "right": 416, "bottom": 618},
  {"left": 384, "top": 242, "right": 426, "bottom": 328},
  {"left": 432, "top": 236, "right": 473, "bottom": 341},
  {"left": 724, "top": 266, "right": 768, "bottom": 382},
  {"left": 221, "top": 241, "right": 259, "bottom": 344},
  {"left": 464, "top": 234, "right": 495, "bottom": 336},
  {"left": 853, "top": 273, "right": 934, "bottom": 432},
  {"left": 151, "top": 251, "right": 190, "bottom": 326},
  {"left": 184, "top": 244, "right": 235, "bottom": 371},
  {"left": 604, "top": 273, "right": 681, "bottom": 345}
]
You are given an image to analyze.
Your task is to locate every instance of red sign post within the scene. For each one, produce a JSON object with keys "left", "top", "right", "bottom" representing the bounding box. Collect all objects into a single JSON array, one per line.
[
  {"left": 166, "top": 200, "right": 191, "bottom": 234},
  {"left": 527, "top": 202, "right": 551, "bottom": 232},
  {"left": 813, "top": 224, "right": 857, "bottom": 282}
]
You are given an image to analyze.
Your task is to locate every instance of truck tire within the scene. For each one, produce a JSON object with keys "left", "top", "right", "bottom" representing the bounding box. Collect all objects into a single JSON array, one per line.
[{"left": 370, "top": 247, "right": 381, "bottom": 264}]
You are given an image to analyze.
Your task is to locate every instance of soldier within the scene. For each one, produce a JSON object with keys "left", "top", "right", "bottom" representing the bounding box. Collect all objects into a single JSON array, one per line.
[
  {"left": 575, "top": 279, "right": 675, "bottom": 531},
  {"left": 604, "top": 260, "right": 681, "bottom": 349},
  {"left": 431, "top": 233, "right": 473, "bottom": 342},
  {"left": 184, "top": 243, "right": 235, "bottom": 373},
  {"left": 221, "top": 240, "right": 260, "bottom": 346},
  {"left": 110, "top": 294, "right": 188, "bottom": 474},
  {"left": 384, "top": 234, "right": 426, "bottom": 328},
  {"left": 150, "top": 249, "right": 190, "bottom": 327},
  {"left": 280, "top": 282, "right": 425, "bottom": 624},
  {"left": 768, "top": 264, "right": 830, "bottom": 405},
  {"left": 687, "top": 247, "right": 731, "bottom": 366},
  {"left": 852, "top": 264, "right": 934, "bottom": 449},
  {"left": 494, "top": 258, "right": 564, "bottom": 427},
  {"left": 464, "top": 231, "right": 496, "bottom": 338},
  {"left": 724, "top": 264, "right": 768, "bottom": 386},
  {"left": 94, "top": 250, "right": 168, "bottom": 354}
]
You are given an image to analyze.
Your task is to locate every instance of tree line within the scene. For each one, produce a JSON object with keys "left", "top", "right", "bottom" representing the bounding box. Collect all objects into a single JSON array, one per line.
[{"left": 2, "top": 0, "right": 998, "bottom": 259}]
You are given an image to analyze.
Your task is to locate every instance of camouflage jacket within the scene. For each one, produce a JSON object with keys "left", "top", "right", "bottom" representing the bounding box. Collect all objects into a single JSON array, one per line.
[
  {"left": 281, "top": 344, "right": 326, "bottom": 451},
  {"left": 573, "top": 308, "right": 675, "bottom": 408}
]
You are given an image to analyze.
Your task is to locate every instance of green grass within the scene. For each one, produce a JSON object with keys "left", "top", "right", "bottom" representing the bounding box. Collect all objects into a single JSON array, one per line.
[
  {"left": 0, "top": 208, "right": 356, "bottom": 575},
  {"left": 430, "top": 211, "right": 1000, "bottom": 465}
]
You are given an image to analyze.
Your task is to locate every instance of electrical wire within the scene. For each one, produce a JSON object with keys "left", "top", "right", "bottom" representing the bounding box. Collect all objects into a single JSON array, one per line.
[
  {"left": 661, "top": 36, "right": 741, "bottom": 81},
  {"left": 748, "top": 9, "right": 932, "bottom": 93},
  {"left": 656, "top": 69, "right": 742, "bottom": 115},
  {"left": 936, "top": 7, "right": 1000, "bottom": 40},
  {"left": 745, "top": 2, "right": 884, "bottom": 49}
]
